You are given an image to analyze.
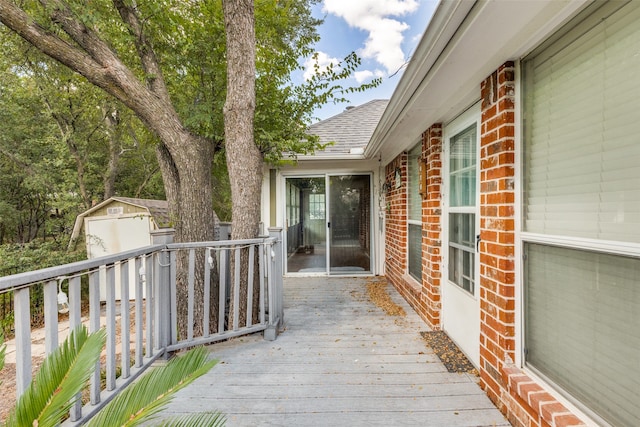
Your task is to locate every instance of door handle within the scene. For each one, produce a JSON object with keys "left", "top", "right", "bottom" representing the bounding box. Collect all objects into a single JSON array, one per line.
[
  {"left": 327, "top": 222, "right": 331, "bottom": 228},
  {"left": 476, "top": 234, "right": 481, "bottom": 252}
]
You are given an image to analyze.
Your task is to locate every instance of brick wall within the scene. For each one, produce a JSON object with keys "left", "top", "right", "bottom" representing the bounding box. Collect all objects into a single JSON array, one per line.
[
  {"left": 478, "top": 62, "right": 518, "bottom": 405},
  {"left": 478, "top": 62, "right": 587, "bottom": 427},
  {"left": 384, "top": 126, "right": 443, "bottom": 329},
  {"left": 384, "top": 154, "right": 420, "bottom": 309},
  {"left": 420, "top": 125, "right": 443, "bottom": 329}
]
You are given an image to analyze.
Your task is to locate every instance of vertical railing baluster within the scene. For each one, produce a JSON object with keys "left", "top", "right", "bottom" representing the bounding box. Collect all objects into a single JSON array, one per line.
[
  {"left": 145, "top": 255, "right": 153, "bottom": 358},
  {"left": 68, "top": 276, "right": 82, "bottom": 421},
  {"left": 135, "top": 257, "right": 143, "bottom": 368},
  {"left": 105, "top": 264, "right": 116, "bottom": 391},
  {"left": 14, "top": 287, "right": 31, "bottom": 398},
  {"left": 187, "top": 249, "right": 195, "bottom": 341},
  {"left": 233, "top": 246, "right": 241, "bottom": 331},
  {"left": 89, "top": 269, "right": 101, "bottom": 405},
  {"left": 259, "top": 242, "right": 266, "bottom": 325},
  {"left": 203, "top": 248, "right": 211, "bottom": 337},
  {"left": 170, "top": 250, "right": 177, "bottom": 345},
  {"left": 120, "top": 260, "right": 131, "bottom": 379},
  {"left": 246, "top": 244, "right": 255, "bottom": 328},
  {"left": 69, "top": 276, "right": 82, "bottom": 329},
  {"left": 218, "top": 249, "right": 227, "bottom": 334},
  {"left": 44, "top": 280, "right": 58, "bottom": 354}
]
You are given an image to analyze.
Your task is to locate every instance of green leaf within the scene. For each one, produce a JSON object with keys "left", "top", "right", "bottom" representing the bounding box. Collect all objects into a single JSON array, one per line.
[
  {"left": 0, "top": 333, "right": 5, "bottom": 383},
  {"left": 10, "top": 325, "right": 106, "bottom": 427},
  {"left": 85, "top": 346, "right": 218, "bottom": 427},
  {"left": 157, "top": 412, "right": 226, "bottom": 427}
]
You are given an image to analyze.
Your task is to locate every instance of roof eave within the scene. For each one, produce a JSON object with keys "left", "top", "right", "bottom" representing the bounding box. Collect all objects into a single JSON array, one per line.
[{"left": 288, "top": 153, "right": 368, "bottom": 162}]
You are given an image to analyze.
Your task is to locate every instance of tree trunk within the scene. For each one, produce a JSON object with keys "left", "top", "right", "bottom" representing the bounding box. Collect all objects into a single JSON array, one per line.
[
  {"left": 223, "top": 0, "right": 262, "bottom": 328},
  {"left": 156, "top": 132, "right": 216, "bottom": 338}
]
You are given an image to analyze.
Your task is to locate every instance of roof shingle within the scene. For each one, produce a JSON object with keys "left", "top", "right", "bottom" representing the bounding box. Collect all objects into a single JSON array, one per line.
[{"left": 307, "top": 99, "right": 388, "bottom": 156}]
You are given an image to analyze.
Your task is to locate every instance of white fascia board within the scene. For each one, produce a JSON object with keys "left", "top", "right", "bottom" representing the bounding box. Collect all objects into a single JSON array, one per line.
[{"left": 295, "top": 154, "right": 367, "bottom": 161}]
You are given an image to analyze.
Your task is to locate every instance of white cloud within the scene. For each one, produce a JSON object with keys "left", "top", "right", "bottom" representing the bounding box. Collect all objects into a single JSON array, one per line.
[
  {"left": 303, "top": 51, "right": 340, "bottom": 81},
  {"left": 323, "top": 0, "right": 419, "bottom": 74},
  {"left": 354, "top": 69, "right": 384, "bottom": 84}
]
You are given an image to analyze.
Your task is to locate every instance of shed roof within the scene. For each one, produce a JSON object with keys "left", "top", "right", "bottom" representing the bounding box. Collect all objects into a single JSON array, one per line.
[
  {"left": 304, "top": 99, "right": 389, "bottom": 158},
  {"left": 108, "top": 197, "right": 170, "bottom": 226}
]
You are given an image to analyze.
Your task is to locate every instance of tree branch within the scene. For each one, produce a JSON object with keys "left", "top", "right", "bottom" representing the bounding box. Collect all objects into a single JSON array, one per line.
[{"left": 112, "top": 0, "right": 171, "bottom": 100}]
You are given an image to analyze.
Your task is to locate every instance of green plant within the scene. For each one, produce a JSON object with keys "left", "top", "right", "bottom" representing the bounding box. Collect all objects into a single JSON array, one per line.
[
  {"left": 4, "top": 326, "right": 106, "bottom": 427},
  {"left": 1, "top": 326, "right": 225, "bottom": 427}
]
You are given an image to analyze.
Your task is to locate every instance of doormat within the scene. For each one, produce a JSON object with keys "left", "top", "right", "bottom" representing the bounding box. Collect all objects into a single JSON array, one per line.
[{"left": 420, "top": 331, "right": 477, "bottom": 374}]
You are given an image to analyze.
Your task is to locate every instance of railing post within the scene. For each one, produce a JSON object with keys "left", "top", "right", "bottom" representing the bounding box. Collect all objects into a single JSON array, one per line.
[
  {"left": 264, "top": 227, "right": 283, "bottom": 341},
  {"left": 151, "top": 228, "right": 174, "bottom": 356},
  {"left": 14, "top": 287, "right": 31, "bottom": 398}
]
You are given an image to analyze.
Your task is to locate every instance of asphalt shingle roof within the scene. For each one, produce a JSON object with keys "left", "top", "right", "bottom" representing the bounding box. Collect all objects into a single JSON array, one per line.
[
  {"left": 110, "top": 197, "right": 171, "bottom": 226},
  {"left": 307, "top": 99, "right": 388, "bottom": 156}
]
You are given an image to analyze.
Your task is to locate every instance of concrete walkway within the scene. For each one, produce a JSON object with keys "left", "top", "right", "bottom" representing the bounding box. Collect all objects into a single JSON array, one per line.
[{"left": 160, "top": 277, "right": 509, "bottom": 426}]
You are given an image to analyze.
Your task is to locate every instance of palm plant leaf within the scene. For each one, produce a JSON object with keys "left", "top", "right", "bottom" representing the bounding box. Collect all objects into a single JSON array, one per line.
[
  {"left": 86, "top": 346, "right": 218, "bottom": 427},
  {"left": 10, "top": 325, "right": 106, "bottom": 427},
  {"left": 157, "top": 412, "right": 226, "bottom": 427}
]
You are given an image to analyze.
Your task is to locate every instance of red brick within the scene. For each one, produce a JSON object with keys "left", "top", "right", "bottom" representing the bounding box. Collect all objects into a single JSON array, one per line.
[{"left": 553, "top": 414, "right": 587, "bottom": 427}]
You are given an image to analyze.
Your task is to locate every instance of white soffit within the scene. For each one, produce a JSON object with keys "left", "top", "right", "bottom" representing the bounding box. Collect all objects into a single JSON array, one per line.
[{"left": 368, "top": 0, "right": 590, "bottom": 164}]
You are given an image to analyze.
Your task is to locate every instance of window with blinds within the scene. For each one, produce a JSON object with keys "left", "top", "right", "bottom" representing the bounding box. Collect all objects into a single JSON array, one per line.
[
  {"left": 523, "top": 1, "right": 640, "bottom": 243},
  {"left": 525, "top": 243, "right": 640, "bottom": 427},
  {"left": 522, "top": 2, "right": 640, "bottom": 425},
  {"left": 408, "top": 144, "right": 422, "bottom": 281}
]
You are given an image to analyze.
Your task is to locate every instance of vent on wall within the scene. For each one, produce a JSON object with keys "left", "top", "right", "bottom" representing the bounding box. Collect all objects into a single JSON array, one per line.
[{"left": 107, "top": 207, "right": 124, "bottom": 216}]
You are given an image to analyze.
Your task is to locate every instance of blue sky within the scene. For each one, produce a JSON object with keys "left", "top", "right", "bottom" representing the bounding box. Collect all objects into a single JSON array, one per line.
[{"left": 304, "top": 0, "right": 439, "bottom": 122}]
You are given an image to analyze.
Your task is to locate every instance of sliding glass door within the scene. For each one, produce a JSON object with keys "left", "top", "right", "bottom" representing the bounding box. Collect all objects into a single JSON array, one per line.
[{"left": 285, "top": 174, "right": 371, "bottom": 274}]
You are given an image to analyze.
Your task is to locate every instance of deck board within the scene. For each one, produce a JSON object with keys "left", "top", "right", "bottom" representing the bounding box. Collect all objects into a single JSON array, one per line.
[{"left": 159, "top": 277, "right": 509, "bottom": 426}]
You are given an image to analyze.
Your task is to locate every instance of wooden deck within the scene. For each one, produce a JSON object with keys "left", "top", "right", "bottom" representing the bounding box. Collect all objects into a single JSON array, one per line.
[{"left": 160, "top": 277, "right": 510, "bottom": 426}]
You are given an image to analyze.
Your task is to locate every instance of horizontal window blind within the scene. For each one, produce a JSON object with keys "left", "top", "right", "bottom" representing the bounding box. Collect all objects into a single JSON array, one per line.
[
  {"left": 408, "top": 144, "right": 422, "bottom": 221},
  {"left": 525, "top": 243, "right": 640, "bottom": 427},
  {"left": 408, "top": 143, "right": 423, "bottom": 281},
  {"left": 408, "top": 223, "right": 422, "bottom": 281},
  {"left": 524, "top": 2, "right": 640, "bottom": 243}
]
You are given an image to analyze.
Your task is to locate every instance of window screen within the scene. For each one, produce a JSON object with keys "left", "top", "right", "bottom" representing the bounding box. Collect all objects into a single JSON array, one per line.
[
  {"left": 525, "top": 243, "right": 640, "bottom": 427},
  {"left": 523, "top": 1, "right": 640, "bottom": 243}
]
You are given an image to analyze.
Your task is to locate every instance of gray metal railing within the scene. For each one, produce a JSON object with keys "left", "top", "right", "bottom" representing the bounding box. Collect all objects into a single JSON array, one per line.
[{"left": 0, "top": 227, "right": 284, "bottom": 425}]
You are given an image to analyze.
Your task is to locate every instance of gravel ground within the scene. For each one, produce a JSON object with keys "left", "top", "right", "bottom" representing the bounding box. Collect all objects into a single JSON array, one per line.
[{"left": 420, "top": 330, "right": 477, "bottom": 374}]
